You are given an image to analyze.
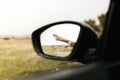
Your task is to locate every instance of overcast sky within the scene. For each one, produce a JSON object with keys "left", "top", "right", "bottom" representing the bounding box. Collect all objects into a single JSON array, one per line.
[{"left": 0, "top": 0, "right": 110, "bottom": 36}]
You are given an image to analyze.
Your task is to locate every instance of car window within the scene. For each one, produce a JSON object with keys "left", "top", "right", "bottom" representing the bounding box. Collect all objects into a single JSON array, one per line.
[{"left": 0, "top": 0, "right": 110, "bottom": 79}]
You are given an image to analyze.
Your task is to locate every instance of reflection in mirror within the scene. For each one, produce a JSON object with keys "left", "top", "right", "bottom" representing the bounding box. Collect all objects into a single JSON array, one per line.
[{"left": 40, "top": 23, "right": 80, "bottom": 58}]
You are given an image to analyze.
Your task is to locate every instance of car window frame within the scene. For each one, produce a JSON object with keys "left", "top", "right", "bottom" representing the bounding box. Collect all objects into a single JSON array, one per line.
[{"left": 97, "top": 0, "right": 120, "bottom": 62}]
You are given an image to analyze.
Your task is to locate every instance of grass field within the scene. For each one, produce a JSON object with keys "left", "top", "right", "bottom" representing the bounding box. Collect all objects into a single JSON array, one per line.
[
  {"left": 42, "top": 45, "right": 73, "bottom": 57},
  {"left": 0, "top": 38, "right": 81, "bottom": 80}
]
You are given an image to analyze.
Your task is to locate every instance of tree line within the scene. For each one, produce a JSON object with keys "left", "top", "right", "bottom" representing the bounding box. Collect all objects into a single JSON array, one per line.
[{"left": 84, "top": 13, "right": 106, "bottom": 37}]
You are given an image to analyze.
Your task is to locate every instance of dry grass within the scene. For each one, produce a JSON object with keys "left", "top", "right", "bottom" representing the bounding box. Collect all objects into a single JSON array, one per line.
[{"left": 0, "top": 39, "right": 80, "bottom": 80}]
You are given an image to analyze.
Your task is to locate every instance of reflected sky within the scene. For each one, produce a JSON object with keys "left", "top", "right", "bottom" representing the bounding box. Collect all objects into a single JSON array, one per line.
[{"left": 41, "top": 24, "right": 80, "bottom": 45}]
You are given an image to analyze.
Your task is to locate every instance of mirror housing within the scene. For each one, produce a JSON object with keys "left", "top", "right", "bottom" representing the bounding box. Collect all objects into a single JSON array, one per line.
[{"left": 32, "top": 21, "right": 98, "bottom": 61}]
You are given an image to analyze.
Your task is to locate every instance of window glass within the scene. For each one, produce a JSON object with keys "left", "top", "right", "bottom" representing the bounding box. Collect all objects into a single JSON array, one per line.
[{"left": 0, "top": 0, "right": 110, "bottom": 79}]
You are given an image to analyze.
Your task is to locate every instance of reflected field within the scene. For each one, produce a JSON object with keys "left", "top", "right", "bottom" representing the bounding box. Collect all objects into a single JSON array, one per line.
[{"left": 42, "top": 45, "right": 73, "bottom": 57}]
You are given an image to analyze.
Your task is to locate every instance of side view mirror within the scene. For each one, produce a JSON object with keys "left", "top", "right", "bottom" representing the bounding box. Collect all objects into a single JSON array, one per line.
[{"left": 32, "top": 21, "right": 98, "bottom": 61}]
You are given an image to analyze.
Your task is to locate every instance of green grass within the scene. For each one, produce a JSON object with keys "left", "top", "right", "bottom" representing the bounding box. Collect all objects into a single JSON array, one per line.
[{"left": 0, "top": 39, "right": 81, "bottom": 80}]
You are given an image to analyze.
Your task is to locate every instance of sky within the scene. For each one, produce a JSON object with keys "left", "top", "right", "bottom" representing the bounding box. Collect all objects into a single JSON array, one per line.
[{"left": 0, "top": 0, "right": 110, "bottom": 36}]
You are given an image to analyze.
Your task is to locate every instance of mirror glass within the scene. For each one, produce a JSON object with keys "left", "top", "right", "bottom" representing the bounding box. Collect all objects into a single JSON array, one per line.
[{"left": 40, "top": 23, "right": 80, "bottom": 57}]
